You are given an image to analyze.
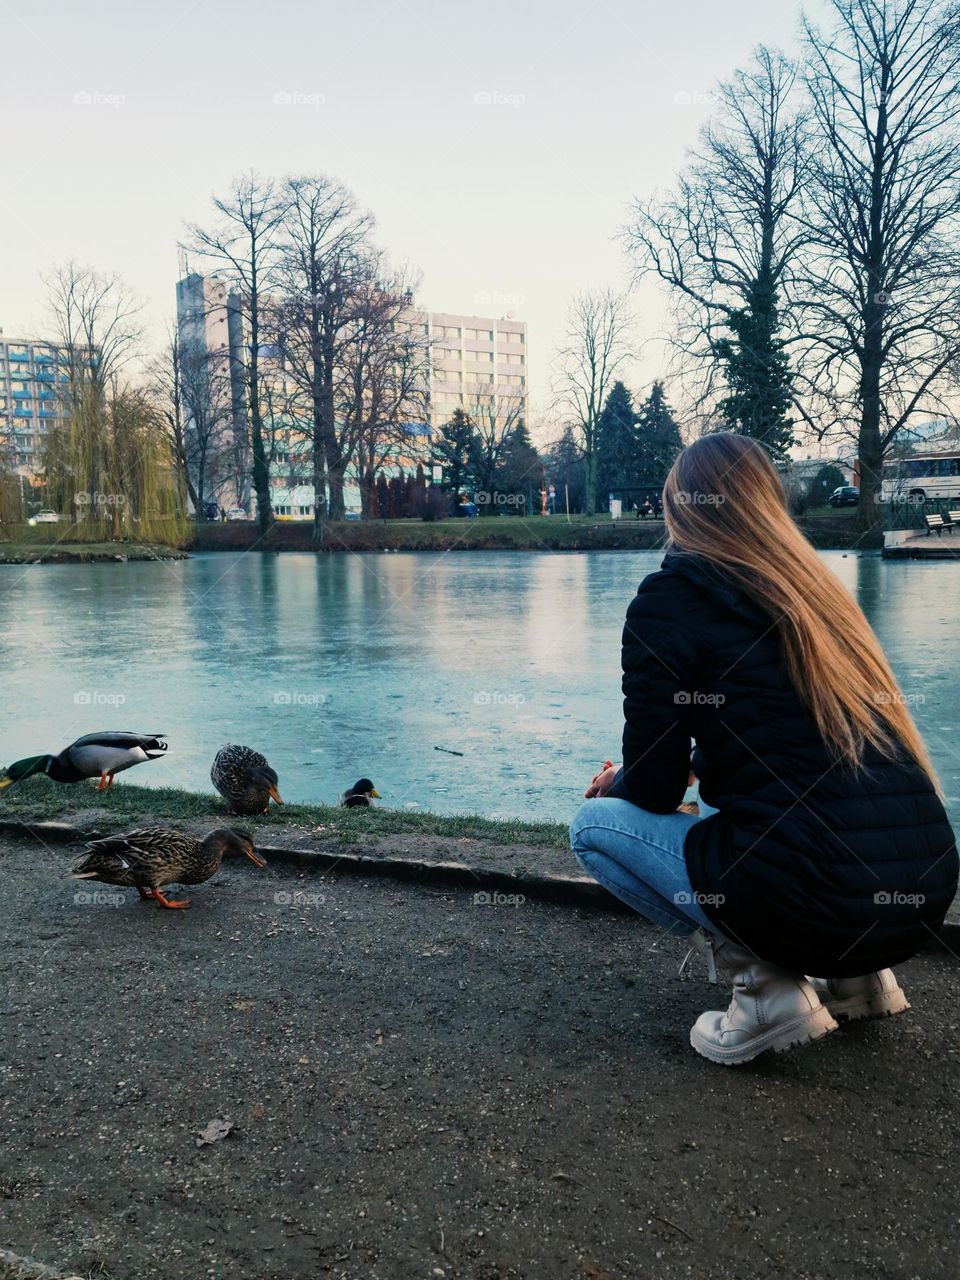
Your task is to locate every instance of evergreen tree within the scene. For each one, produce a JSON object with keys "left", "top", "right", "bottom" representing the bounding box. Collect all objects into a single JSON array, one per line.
[
  {"left": 635, "top": 381, "right": 683, "bottom": 487},
  {"left": 388, "top": 470, "right": 405, "bottom": 517},
  {"left": 714, "top": 283, "right": 796, "bottom": 460},
  {"left": 433, "top": 408, "right": 481, "bottom": 500},
  {"left": 545, "top": 426, "right": 586, "bottom": 514},
  {"left": 496, "top": 422, "right": 541, "bottom": 512},
  {"left": 374, "top": 471, "right": 390, "bottom": 518},
  {"left": 595, "top": 381, "right": 640, "bottom": 509},
  {"left": 806, "top": 463, "right": 846, "bottom": 509}
]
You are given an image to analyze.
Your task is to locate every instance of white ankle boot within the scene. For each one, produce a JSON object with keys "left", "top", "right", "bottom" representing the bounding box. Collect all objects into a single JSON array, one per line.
[
  {"left": 807, "top": 971, "right": 910, "bottom": 1022},
  {"left": 686, "top": 930, "right": 838, "bottom": 1066}
]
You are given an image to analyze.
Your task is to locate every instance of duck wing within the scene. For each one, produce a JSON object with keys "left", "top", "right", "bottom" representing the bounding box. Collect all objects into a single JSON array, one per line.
[
  {"left": 65, "top": 733, "right": 168, "bottom": 779},
  {"left": 211, "top": 744, "right": 270, "bottom": 796},
  {"left": 69, "top": 732, "right": 168, "bottom": 756},
  {"left": 72, "top": 827, "right": 191, "bottom": 881}
]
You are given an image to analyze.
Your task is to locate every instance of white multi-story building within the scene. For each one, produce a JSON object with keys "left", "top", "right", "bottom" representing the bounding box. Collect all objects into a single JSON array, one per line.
[
  {"left": 409, "top": 310, "right": 528, "bottom": 432},
  {"left": 175, "top": 273, "right": 529, "bottom": 516},
  {"left": 0, "top": 335, "right": 72, "bottom": 478}
]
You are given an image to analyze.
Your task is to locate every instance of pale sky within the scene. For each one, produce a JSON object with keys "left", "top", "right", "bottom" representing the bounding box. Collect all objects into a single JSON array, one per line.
[{"left": 0, "top": 0, "right": 828, "bottom": 421}]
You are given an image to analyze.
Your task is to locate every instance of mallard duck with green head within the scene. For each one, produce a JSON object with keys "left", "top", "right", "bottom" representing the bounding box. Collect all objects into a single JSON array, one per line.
[
  {"left": 211, "top": 744, "right": 283, "bottom": 815},
  {"left": 0, "top": 732, "right": 168, "bottom": 792},
  {"left": 70, "top": 826, "right": 266, "bottom": 909},
  {"left": 340, "top": 778, "right": 381, "bottom": 808}
]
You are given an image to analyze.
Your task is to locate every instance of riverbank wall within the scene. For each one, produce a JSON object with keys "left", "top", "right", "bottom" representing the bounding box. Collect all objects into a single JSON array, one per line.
[{"left": 184, "top": 514, "right": 874, "bottom": 554}]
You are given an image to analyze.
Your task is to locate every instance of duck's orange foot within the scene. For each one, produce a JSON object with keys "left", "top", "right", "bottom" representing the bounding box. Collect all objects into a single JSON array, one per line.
[
  {"left": 97, "top": 772, "right": 109, "bottom": 791},
  {"left": 153, "top": 890, "right": 191, "bottom": 910}
]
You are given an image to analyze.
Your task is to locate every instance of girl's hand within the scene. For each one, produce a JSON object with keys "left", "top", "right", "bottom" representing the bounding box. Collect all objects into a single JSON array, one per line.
[{"left": 585, "top": 761, "right": 620, "bottom": 799}]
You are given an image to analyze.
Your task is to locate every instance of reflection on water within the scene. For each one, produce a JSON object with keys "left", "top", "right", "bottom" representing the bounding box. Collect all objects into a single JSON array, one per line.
[{"left": 0, "top": 550, "right": 957, "bottom": 823}]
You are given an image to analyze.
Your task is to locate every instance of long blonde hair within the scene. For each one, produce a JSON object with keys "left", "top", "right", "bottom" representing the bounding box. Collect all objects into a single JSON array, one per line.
[{"left": 663, "top": 432, "right": 938, "bottom": 789}]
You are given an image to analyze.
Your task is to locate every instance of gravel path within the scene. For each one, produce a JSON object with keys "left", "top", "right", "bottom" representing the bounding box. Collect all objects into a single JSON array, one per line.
[{"left": 1, "top": 833, "right": 958, "bottom": 1280}]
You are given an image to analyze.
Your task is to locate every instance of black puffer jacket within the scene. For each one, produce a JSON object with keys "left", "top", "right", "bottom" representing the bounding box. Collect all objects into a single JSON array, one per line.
[{"left": 612, "top": 552, "right": 957, "bottom": 976}]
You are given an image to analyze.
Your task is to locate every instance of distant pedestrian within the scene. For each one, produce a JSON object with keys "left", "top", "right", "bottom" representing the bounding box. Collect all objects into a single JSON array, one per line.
[{"left": 571, "top": 433, "right": 957, "bottom": 1065}]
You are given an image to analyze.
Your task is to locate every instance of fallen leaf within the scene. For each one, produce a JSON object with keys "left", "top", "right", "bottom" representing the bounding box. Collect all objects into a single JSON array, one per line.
[{"left": 196, "top": 1117, "right": 234, "bottom": 1147}]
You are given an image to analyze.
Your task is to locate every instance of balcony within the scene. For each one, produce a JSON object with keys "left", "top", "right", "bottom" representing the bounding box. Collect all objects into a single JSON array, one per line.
[
  {"left": 38, "top": 408, "right": 56, "bottom": 418},
  {"left": 11, "top": 389, "right": 31, "bottom": 400},
  {"left": 14, "top": 406, "right": 33, "bottom": 417},
  {"left": 7, "top": 351, "right": 29, "bottom": 362}
]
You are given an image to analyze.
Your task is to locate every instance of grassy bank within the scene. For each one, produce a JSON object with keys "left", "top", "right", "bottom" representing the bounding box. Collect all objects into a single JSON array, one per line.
[
  {"left": 0, "top": 776, "right": 569, "bottom": 849},
  {"left": 187, "top": 511, "right": 875, "bottom": 554},
  {"left": 0, "top": 542, "right": 187, "bottom": 564},
  {"left": 0, "top": 511, "right": 879, "bottom": 563}
]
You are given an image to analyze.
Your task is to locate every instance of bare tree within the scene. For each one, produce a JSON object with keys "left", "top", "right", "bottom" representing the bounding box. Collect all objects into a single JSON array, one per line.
[
  {"left": 44, "top": 264, "right": 144, "bottom": 513},
  {"left": 257, "top": 373, "right": 313, "bottom": 514},
  {"left": 459, "top": 378, "right": 527, "bottom": 510},
  {"left": 179, "top": 341, "right": 235, "bottom": 514},
  {"left": 149, "top": 329, "right": 199, "bottom": 516},
  {"left": 183, "top": 174, "right": 282, "bottom": 531},
  {"left": 799, "top": 0, "right": 960, "bottom": 531},
  {"left": 273, "top": 174, "right": 374, "bottom": 530},
  {"left": 45, "top": 262, "right": 143, "bottom": 402},
  {"left": 627, "top": 48, "right": 806, "bottom": 458},
  {"left": 345, "top": 280, "right": 431, "bottom": 517},
  {"left": 553, "top": 289, "right": 633, "bottom": 514}
]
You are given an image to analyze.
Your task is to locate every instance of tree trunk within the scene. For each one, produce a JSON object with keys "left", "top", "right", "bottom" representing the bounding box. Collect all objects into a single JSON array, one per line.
[
  {"left": 248, "top": 336, "right": 274, "bottom": 532},
  {"left": 857, "top": 342, "right": 884, "bottom": 540},
  {"left": 359, "top": 466, "right": 373, "bottom": 518},
  {"left": 585, "top": 444, "right": 598, "bottom": 516},
  {"left": 327, "top": 467, "right": 346, "bottom": 521},
  {"left": 312, "top": 433, "right": 327, "bottom": 541}
]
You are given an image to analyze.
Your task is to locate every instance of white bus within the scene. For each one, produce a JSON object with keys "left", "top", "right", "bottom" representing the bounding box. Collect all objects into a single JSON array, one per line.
[{"left": 880, "top": 452, "right": 960, "bottom": 504}]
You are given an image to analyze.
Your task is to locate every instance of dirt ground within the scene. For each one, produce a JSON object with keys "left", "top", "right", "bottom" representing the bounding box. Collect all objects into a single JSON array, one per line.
[{"left": 1, "top": 832, "right": 958, "bottom": 1280}]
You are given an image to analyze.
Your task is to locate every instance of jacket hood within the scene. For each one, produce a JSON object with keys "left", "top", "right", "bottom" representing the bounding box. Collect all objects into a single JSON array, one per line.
[{"left": 661, "top": 551, "right": 772, "bottom": 628}]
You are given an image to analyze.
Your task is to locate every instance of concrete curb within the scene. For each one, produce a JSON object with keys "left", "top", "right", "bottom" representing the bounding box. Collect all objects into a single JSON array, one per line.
[
  {"left": 0, "top": 818, "right": 627, "bottom": 913},
  {"left": 5, "top": 818, "right": 958, "bottom": 944}
]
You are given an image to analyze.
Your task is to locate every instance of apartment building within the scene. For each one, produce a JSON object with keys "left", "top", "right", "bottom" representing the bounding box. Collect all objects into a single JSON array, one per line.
[
  {"left": 404, "top": 310, "right": 528, "bottom": 432},
  {"left": 0, "top": 335, "right": 72, "bottom": 478},
  {"left": 175, "top": 273, "right": 529, "bottom": 516}
]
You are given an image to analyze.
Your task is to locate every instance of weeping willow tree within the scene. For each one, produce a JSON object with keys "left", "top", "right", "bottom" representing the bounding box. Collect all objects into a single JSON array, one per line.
[
  {"left": 42, "top": 263, "right": 188, "bottom": 544},
  {"left": 42, "top": 382, "right": 188, "bottom": 544},
  {"left": 0, "top": 475, "right": 25, "bottom": 528}
]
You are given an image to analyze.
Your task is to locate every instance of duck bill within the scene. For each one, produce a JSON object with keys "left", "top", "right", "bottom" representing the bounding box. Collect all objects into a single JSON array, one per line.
[
  {"left": 245, "top": 849, "right": 267, "bottom": 869},
  {"left": 268, "top": 786, "right": 284, "bottom": 806},
  {"left": 0, "top": 776, "right": 13, "bottom": 790},
  {"left": 370, "top": 789, "right": 381, "bottom": 799}
]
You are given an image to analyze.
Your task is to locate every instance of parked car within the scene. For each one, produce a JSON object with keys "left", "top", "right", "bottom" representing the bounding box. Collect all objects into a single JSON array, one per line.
[
  {"left": 225, "top": 507, "right": 249, "bottom": 522},
  {"left": 28, "top": 510, "right": 60, "bottom": 525},
  {"left": 344, "top": 509, "right": 361, "bottom": 521},
  {"left": 455, "top": 501, "right": 478, "bottom": 518},
  {"left": 827, "top": 486, "right": 860, "bottom": 508},
  {"left": 201, "top": 500, "right": 221, "bottom": 522}
]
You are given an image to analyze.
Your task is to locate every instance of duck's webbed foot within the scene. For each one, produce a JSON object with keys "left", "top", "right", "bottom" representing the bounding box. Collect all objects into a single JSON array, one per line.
[{"left": 152, "top": 890, "right": 191, "bottom": 909}]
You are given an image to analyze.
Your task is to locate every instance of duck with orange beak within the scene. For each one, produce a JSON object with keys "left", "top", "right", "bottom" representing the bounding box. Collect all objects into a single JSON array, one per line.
[
  {"left": 211, "top": 744, "right": 284, "bottom": 815},
  {"left": 70, "top": 826, "right": 266, "bottom": 910}
]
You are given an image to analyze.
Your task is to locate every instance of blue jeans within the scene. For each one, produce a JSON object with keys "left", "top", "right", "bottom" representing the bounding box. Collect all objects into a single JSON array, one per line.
[{"left": 570, "top": 796, "right": 720, "bottom": 936}]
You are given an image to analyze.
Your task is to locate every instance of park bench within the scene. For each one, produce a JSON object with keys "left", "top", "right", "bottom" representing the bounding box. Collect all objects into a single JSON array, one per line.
[
  {"left": 949, "top": 510, "right": 960, "bottom": 528},
  {"left": 924, "top": 513, "right": 953, "bottom": 536}
]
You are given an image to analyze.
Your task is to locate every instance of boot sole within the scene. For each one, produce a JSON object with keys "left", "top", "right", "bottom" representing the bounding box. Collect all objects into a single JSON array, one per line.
[
  {"left": 823, "top": 990, "right": 910, "bottom": 1022},
  {"left": 690, "top": 1006, "right": 838, "bottom": 1066}
]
